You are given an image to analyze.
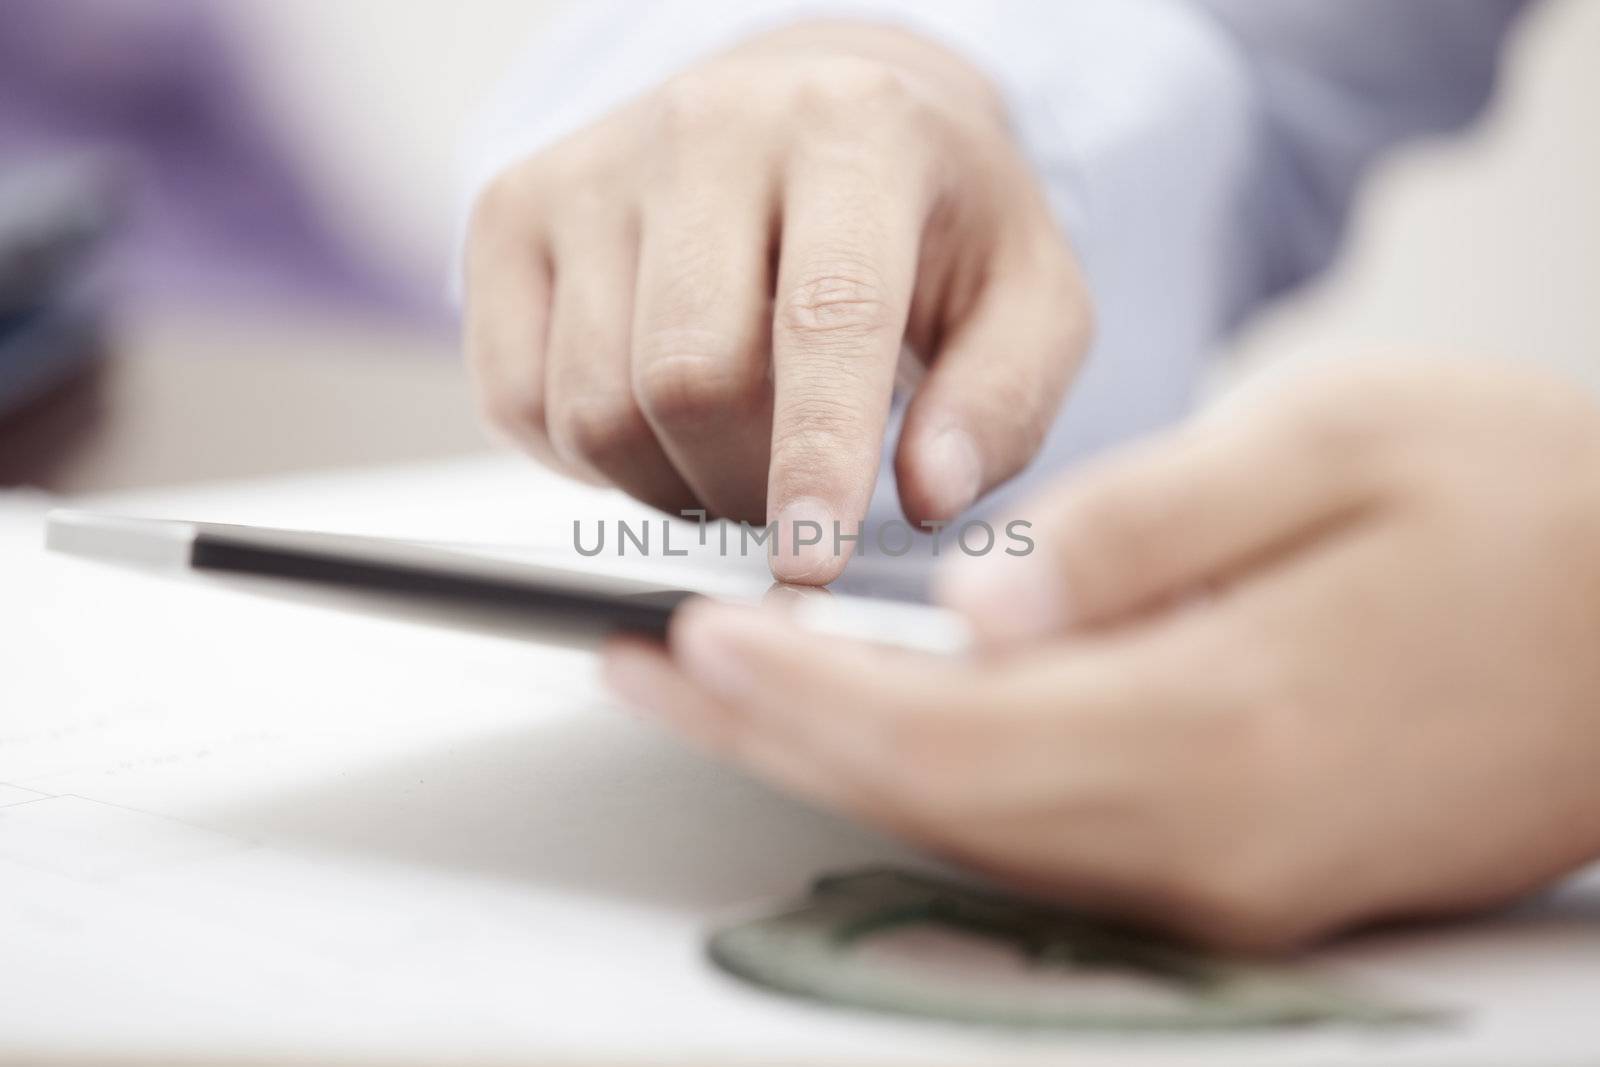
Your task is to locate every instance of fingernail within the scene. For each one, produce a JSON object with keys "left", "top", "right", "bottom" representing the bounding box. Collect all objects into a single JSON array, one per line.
[
  {"left": 935, "top": 550, "right": 1068, "bottom": 645},
  {"left": 761, "top": 581, "right": 833, "bottom": 608},
  {"left": 771, "top": 496, "right": 840, "bottom": 584},
  {"left": 922, "top": 428, "right": 982, "bottom": 518},
  {"left": 672, "top": 600, "right": 759, "bottom": 699}
]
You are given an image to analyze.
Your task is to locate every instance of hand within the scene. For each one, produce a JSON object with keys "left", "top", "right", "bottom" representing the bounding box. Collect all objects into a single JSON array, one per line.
[
  {"left": 465, "top": 21, "right": 1090, "bottom": 583},
  {"left": 602, "top": 360, "right": 1600, "bottom": 950}
]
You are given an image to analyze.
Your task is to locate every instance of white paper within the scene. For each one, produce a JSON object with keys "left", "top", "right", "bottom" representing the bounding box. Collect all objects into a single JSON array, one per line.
[{"left": 2, "top": 460, "right": 1597, "bottom": 1065}]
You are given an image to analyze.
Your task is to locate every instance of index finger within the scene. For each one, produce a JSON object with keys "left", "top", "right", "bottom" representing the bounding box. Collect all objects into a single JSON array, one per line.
[{"left": 767, "top": 158, "right": 924, "bottom": 583}]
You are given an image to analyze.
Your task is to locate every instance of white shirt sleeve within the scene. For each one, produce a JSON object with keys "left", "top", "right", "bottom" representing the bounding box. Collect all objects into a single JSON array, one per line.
[{"left": 456, "top": 0, "right": 1526, "bottom": 512}]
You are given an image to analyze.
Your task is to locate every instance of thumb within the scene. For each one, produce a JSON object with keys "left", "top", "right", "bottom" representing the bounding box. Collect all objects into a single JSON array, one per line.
[{"left": 934, "top": 405, "right": 1372, "bottom": 645}]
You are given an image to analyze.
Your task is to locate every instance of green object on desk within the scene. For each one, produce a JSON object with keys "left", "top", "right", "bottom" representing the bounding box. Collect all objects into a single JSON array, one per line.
[{"left": 708, "top": 867, "right": 1449, "bottom": 1031}]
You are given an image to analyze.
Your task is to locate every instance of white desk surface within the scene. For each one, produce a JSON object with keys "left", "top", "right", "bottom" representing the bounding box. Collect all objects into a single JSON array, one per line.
[{"left": 2, "top": 456, "right": 1597, "bottom": 1066}]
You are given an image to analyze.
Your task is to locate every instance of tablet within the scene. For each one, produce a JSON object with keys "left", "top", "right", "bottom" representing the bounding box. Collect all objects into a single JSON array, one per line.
[{"left": 44, "top": 509, "right": 972, "bottom": 655}]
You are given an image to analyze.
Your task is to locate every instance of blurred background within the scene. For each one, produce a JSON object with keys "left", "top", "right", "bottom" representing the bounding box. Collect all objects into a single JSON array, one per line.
[{"left": 0, "top": 0, "right": 1594, "bottom": 494}]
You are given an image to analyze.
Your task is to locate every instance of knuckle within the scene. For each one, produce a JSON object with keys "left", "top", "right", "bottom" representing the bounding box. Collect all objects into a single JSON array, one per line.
[
  {"left": 1280, "top": 376, "right": 1403, "bottom": 483},
  {"left": 471, "top": 150, "right": 583, "bottom": 231},
  {"left": 635, "top": 343, "right": 766, "bottom": 429},
  {"left": 1013, "top": 258, "right": 1094, "bottom": 383},
  {"left": 656, "top": 71, "right": 734, "bottom": 133},
  {"left": 1296, "top": 400, "right": 1383, "bottom": 462},
  {"left": 548, "top": 392, "right": 649, "bottom": 466},
  {"left": 472, "top": 168, "right": 526, "bottom": 230},
  {"left": 981, "top": 367, "right": 1055, "bottom": 468},
  {"left": 540, "top": 123, "right": 621, "bottom": 187},
  {"left": 557, "top": 182, "right": 622, "bottom": 233},
  {"left": 469, "top": 169, "right": 540, "bottom": 253},
  {"left": 779, "top": 267, "right": 896, "bottom": 341},
  {"left": 793, "top": 56, "right": 914, "bottom": 114}
]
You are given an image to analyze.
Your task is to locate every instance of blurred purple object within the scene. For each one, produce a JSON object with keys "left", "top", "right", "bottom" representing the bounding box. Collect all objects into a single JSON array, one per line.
[{"left": 0, "top": 0, "right": 438, "bottom": 324}]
